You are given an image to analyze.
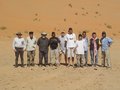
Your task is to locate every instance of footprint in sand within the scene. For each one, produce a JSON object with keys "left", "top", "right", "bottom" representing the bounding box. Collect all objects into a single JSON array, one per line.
[
  {"left": 106, "top": 25, "right": 112, "bottom": 29},
  {"left": 75, "top": 12, "right": 78, "bottom": 16},
  {"left": 86, "top": 12, "right": 88, "bottom": 14},
  {"left": 104, "top": 23, "right": 112, "bottom": 29},
  {"left": 81, "top": 7, "right": 85, "bottom": 10},
  {"left": 33, "top": 18, "right": 38, "bottom": 21},
  {"left": 0, "top": 26, "right": 7, "bottom": 31},
  {"left": 54, "top": 28, "right": 57, "bottom": 31},
  {"left": 95, "top": 11, "right": 99, "bottom": 14},
  {"left": 75, "top": 22, "right": 78, "bottom": 24},
  {"left": 82, "top": 14, "right": 86, "bottom": 16},
  {"left": 68, "top": 3, "right": 72, "bottom": 8},
  {"left": 35, "top": 13, "right": 38, "bottom": 16},
  {"left": 97, "top": 4, "right": 100, "bottom": 6},
  {"left": 64, "top": 18, "right": 66, "bottom": 22},
  {"left": 112, "top": 33, "right": 116, "bottom": 36}
]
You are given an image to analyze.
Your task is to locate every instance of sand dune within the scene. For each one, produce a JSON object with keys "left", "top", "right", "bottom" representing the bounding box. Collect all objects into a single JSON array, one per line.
[
  {"left": 0, "top": 0, "right": 120, "bottom": 90},
  {"left": 0, "top": 0, "right": 120, "bottom": 39}
]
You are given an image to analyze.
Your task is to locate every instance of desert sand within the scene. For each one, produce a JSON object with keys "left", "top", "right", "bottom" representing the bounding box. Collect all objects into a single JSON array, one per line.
[{"left": 0, "top": 0, "right": 120, "bottom": 90}]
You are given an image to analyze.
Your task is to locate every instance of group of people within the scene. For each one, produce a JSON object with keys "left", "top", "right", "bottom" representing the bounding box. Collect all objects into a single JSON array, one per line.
[{"left": 12, "top": 28, "right": 113, "bottom": 68}]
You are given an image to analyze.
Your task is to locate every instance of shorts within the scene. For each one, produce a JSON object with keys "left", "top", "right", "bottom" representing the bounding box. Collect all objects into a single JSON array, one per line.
[{"left": 67, "top": 48, "right": 75, "bottom": 58}]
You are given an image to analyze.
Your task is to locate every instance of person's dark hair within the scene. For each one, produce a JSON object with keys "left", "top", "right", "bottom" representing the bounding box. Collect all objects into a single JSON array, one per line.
[
  {"left": 92, "top": 32, "right": 96, "bottom": 35},
  {"left": 29, "top": 31, "right": 33, "bottom": 34},
  {"left": 69, "top": 27, "right": 73, "bottom": 31},
  {"left": 79, "top": 34, "right": 82, "bottom": 37},
  {"left": 102, "top": 31, "right": 106, "bottom": 35},
  {"left": 52, "top": 32, "right": 55, "bottom": 35},
  {"left": 61, "top": 32, "right": 65, "bottom": 34},
  {"left": 82, "top": 31, "right": 86, "bottom": 34}
]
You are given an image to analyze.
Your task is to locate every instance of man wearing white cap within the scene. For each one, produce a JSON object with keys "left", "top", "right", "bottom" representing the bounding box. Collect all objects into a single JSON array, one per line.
[
  {"left": 12, "top": 32, "right": 26, "bottom": 67},
  {"left": 37, "top": 32, "right": 49, "bottom": 67}
]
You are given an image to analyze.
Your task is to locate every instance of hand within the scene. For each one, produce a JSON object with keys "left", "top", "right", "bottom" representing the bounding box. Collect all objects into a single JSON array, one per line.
[
  {"left": 32, "top": 46, "right": 35, "bottom": 48},
  {"left": 14, "top": 49, "right": 16, "bottom": 52},
  {"left": 23, "top": 49, "right": 26, "bottom": 51},
  {"left": 108, "top": 44, "right": 111, "bottom": 47},
  {"left": 73, "top": 49, "right": 76, "bottom": 53}
]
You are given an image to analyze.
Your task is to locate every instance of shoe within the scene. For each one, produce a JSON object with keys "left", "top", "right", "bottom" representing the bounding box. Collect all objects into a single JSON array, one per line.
[
  {"left": 67, "top": 64, "right": 70, "bottom": 67},
  {"left": 15, "top": 65, "right": 18, "bottom": 68},
  {"left": 21, "top": 65, "right": 25, "bottom": 68}
]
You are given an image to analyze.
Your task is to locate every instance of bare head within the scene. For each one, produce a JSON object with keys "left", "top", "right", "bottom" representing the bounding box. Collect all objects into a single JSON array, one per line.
[
  {"left": 102, "top": 31, "right": 106, "bottom": 38},
  {"left": 29, "top": 32, "right": 34, "bottom": 38},
  {"left": 61, "top": 32, "right": 65, "bottom": 37},
  {"left": 68, "top": 28, "right": 73, "bottom": 34},
  {"left": 92, "top": 32, "right": 97, "bottom": 38},
  {"left": 82, "top": 31, "right": 87, "bottom": 38},
  {"left": 78, "top": 34, "right": 82, "bottom": 40},
  {"left": 51, "top": 32, "right": 56, "bottom": 37}
]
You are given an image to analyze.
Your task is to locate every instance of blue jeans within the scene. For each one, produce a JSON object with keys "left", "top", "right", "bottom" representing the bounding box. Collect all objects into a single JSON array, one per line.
[{"left": 90, "top": 50, "right": 98, "bottom": 65}]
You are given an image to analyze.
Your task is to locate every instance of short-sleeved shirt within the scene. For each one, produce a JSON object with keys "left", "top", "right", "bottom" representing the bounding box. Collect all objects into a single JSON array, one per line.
[
  {"left": 26, "top": 36, "right": 37, "bottom": 51},
  {"left": 49, "top": 37, "right": 60, "bottom": 50},
  {"left": 75, "top": 40, "right": 85, "bottom": 54},
  {"left": 37, "top": 37, "right": 49, "bottom": 52},
  {"left": 82, "top": 37, "right": 89, "bottom": 51},
  {"left": 59, "top": 36, "right": 66, "bottom": 51},
  {"left": 65, "top": 33, "right": 76, "bottom": 49},
  {"left": 101, "top": 37, "right": 112, "bottom": 51}
]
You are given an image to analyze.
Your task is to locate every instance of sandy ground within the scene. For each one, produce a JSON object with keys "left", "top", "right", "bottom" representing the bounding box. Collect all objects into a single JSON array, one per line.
[
  {"left": 0, "top": 0, "right": 120, "bottom": 90},
  {"left": 0, "top": 38, "right": 120, "bottom": 90}
]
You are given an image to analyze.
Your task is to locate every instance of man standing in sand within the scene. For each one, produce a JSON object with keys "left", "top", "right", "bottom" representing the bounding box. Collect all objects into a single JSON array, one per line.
[
  {"left": 49, "top": 32, "right": 60, "bottom": 66},
  {"left": 90, "top": 32, "right": 100, "bottom": 67},
  {"left": 65, "top": 28, "right": 76, "bottom": 67},
  {"left": 100, "top": 31, "right": 113, "bottom": 68},
  {"left": 37, "top": 32, "right": 49, "bottom": 67},
  {"left": 12, "top": 32, "right": 26, "bottom": 68},
  {"left": 26, "top": 32, "right": 37, "bottom": 67},
  {"left": 82, "top": 31, "right": 89, "bottom": 66},
  {"left": 59, "top": 32, "right": 67, "bottom": 65},
  {"left": 74, "top": 34, "right": 85, "bottom": 68}
]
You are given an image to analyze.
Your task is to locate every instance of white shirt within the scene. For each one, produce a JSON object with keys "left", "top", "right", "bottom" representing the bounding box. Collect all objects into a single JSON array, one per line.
[
  {"left": 65, "top": 33, "right": 76, "bottom": 49},
  {"left": 82, "top": 37, "right": 89, "bottom": 51},
  {"left": 59, "top": 36, "right": 66, "bottom": 52},
  {"left": 26, "top": 36, "right": 37, "bottom": 51},
  {"left": 13, "top": 37, "right": 26, "bottom": 49},
  {"left": 75, "top": 40, "right": 85, "bottom": 54}
]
